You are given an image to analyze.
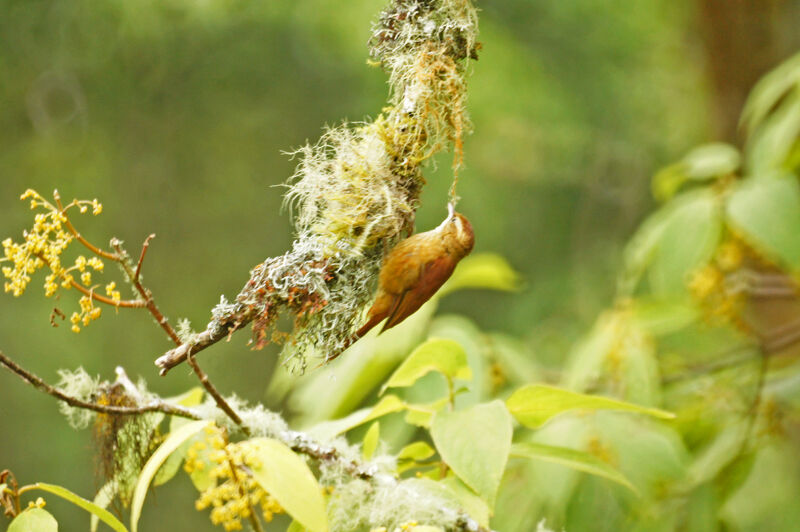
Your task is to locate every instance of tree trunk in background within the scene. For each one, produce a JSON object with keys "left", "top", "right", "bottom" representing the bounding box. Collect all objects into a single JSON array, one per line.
[{"left": 697, "top": 0, "right": 800, "bottom": 144}]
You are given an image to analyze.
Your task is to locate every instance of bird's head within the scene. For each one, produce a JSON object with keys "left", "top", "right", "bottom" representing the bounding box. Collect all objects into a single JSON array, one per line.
[{"left": 438, "top": 203, "right": 474, "bottom": 257}]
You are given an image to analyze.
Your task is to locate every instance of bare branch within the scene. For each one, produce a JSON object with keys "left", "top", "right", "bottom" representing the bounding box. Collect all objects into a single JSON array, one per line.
[
  {"left": 156, "top": 316, "right": 250, "bottom": 375},
  {"left": 0, "top": 350, "right": 199, "bottom": 420},
  {"left": 134, "top": 233, "right": 155, "bottom": 283}
]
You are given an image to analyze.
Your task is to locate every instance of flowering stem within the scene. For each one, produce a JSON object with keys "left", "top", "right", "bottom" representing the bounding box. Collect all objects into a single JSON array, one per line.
[
  {"left": 225, "top": 451, "right": 264, "bottom": 532},
  {"left": 53, "top": 191, "right": 119, "bottom": 261},
  {"left": 67, "top": 277, "right": 145, "bottom": 308}
]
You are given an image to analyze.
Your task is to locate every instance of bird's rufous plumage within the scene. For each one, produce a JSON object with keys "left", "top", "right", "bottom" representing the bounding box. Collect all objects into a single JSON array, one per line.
[{"left": 355, "top": 205, "right": 474, "bottom": 338}]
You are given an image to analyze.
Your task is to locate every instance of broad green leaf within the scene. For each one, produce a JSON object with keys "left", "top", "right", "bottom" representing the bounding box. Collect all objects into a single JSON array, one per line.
[
  {"left": 506, "top": 384, "right": 674, "bottom": 429},
  {"left": 381, "top": 338, "right": 472, "bottom": 394},
  {"left": 741, "top": 52, "right": 800, "bottom": 133},
  {"left": 440, "top": 477, "right": 491, "bottom": 528},
  {"left": 591, "top": 412, "right": 689, "bottom": 494},
  {"left": 653, "top": 143, "right": 740, "bottom": 201},
  {"left": 648, "top": 190, "right": 722, "bottom": 295},
  {"left": 727, "top": 175, "right": 800, "bottom": 271},
  {"left": 130, "top": 419, "right": 213, "bottom": 532},
  {"left": 90, "top": 481, "right": 116, "bottom": 532},
  {"left": 682, "top": 143, "right": 741, "bottom": 179},
  {"left": 431, "top": 400, "right": 512, "bottom": 507},
  {"left": 426, "top": 316, "right": 489, "bottom": 408},
  {"left": 686, "top": 421, "right": 749, "bottom": 487},
  {"left": 398, "top": 441, "right": 436, "bottom": 461},
  {"left": 439, "top": 253, "right": 520, "bottom": 296},
  {"left": 307, "top": 394, "right": 406, "bottom": 440},
  {"left": 27, "top": 483, "right": 127, "bottom": 532},
  {"left": 510, "top": 442, "right": 636, "bottom": 493},
  {"left": 165, "top": 387, "right": 204, "bottom": 407},
  {"left": 362, "top": 421, "right": 380, "bottom": 460},
  {"left": 287, "top": 521, "right": 307, "bottom": 532},
  {"left": 621, "top": 203, "right": 672, "bottom": 294},
  {"left": 404, "top": 398, "right": 449, "bottom": 428},
  {"left": 719, "top": 441, "right": 800, "bottom": 530},
  {"left": 8, "top": 507, "right": 58, "bottom": 532},
  {"left": 154, "top": 401, "right": 207, "bottom": 488},
  {"left": 249, "top": 438, "right": 328, "bottom": 532},
  {"left": 563, "top": 310, "right": 622, "bottom": 393},
  {"left": 631, "top": 298, "right": 698, "bottom": 336},
  {"left": 397, "top": 441, "right": 436, "bottom": 473},
  {"left": 287, "top": 300, "right": 436, "bottom": 427},
  {"left": 615, "top": 322, "right": 661, "bottom": 407},
  {"left": 746, "top": 91, "right": 800, "bottom": 173},
  {"left": 485, "top": 333, "right": 540, "bottom": 386}
]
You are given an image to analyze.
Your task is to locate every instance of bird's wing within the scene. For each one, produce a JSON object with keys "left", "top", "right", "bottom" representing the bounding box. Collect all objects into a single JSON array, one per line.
[{"left": 380, "top": 255, "right": 456, "bottom": 333}]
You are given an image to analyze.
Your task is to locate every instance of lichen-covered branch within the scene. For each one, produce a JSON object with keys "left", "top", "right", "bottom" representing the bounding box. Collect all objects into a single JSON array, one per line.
[
  {"left": 156, "top": 0, "right": 480, "bottom": 375},
  {"left": 0, "top": 350, "right": 199, "bottom": 419}
]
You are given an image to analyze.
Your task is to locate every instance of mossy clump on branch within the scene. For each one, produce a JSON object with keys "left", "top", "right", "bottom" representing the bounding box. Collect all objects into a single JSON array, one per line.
[{"left": 203, "top": 0, "right": 479, "bottom": 372}]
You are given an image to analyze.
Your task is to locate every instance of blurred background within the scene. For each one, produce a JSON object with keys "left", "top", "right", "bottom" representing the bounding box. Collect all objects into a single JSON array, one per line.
[{"left": 2, "top": 0, "right": 800, "bottom": 530}]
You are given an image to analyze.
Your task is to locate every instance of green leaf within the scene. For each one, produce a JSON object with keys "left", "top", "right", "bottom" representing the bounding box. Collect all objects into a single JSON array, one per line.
[
  {"left": 165, "top": 387, "right": 204, "bottom": 407},
  {"left": 510, "top": 442, "right": 637, "bottom": 493},
  {"left": 8, "top": 507, "right": 58, "bottom": 532},
  {"left": 307, "top": 394, "right": 406, "bottom": 440},
  {"left": 397, "top": 441, "right": 436, "bottom": 473},
  {"left": 746, "top": 91, "right": 800, "bottom": 173},
  {"left": 287, "top": 521, "right": 307, "bottom": 532},
  {"left": 90, "top": 482, "right": 116, "bottom": 532},
  {"left": 153, "top": 394, "right": 207, "bottom": 488},
  {"left": 648, "top": 190, "right": 722, "bottom": 296},
  {"left": 727, "top": 175, "right": 800, "bottom": 272},
  {"left": 741, "top": 52, "right": 800, "bottom": 133},
  {"left": 362, "top": 421, "right": 380, "bottom": 460},
  {"left": 652, "top": 143, "right": 740, "bottom": 201},
  {"left": 27, "top": 483, "right": 127, "bottom": 532},
  {"left": 248, "top": 438, "right": 328, "bottom": 532},
  {"left": 686, "top": 421, "right": 749, "bottom": 487},
  {"left": 440, "top": 477, "right": 491, "bottom": 528},
  {"left": 439, "top": 253, "right": 520, "bottom": 296},
  {"left": 631, "top": 298, "right": 698, "bottom": 336},
  {"left": 381, "top": 338, "right": 472, "bottom": 394},
  {"left": 403, "top": 398, "right": 449, "bottom": 428},
  {"left": 563, "top": 311, "right": 621, "bottom": 393},
  {"left": 683, "top": 143, "right": 741, "bottom": 179},
  {"left": 506, "top": 384, "right": 675, "bottom": 429},
  {"left": 398, "top": 441, "right": 436, "bottom": 461},
  {"left": 130, "top": 419, "right": 213, "bottom": 532},
  {"left": 430, "top": 400, "right": 513, "bottom": 507}
]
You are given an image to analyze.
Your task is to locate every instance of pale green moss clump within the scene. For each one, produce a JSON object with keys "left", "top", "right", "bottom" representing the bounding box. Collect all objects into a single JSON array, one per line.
[{"left": 209, "top": 0, "right": 479, "bottom": 371}]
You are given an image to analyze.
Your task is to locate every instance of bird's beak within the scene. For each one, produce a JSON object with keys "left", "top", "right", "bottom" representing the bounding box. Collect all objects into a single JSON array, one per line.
[{"left": 447, "top": 202, "right": 455, "bottom": 219}]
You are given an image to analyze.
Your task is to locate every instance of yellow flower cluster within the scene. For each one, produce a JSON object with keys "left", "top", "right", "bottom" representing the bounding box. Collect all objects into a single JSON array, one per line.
[
  {"left": 70, "top": 295, "right": 102, "bottom": 333},
  {"left": 190, "top": 426, "right": 284, "bottom": 531},
  {"left": 26, "top": 497, "right": 46, "bottom": 510},
  {"left": 1, "top": 189, "right": 111, "bottom": 332},
  {"left": 688, "top": 238, "right": 747, "bottom": 327}
]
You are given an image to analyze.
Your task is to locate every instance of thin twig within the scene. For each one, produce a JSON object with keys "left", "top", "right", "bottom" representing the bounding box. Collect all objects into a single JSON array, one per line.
[
  {"left": 134, "top": 234, "right": 155, "bottom": 283},
  {"left": 68, "top": 277, "right": 145, "bottom": 308},
  {"left": 186, "top": 352, "right": 246, "bottom": 431},
  {"left": 110, "top": 238, "right": 182, "bottom": 345},
  {"left": 0, "top": 350, "right": 200, "bottom": 419}
]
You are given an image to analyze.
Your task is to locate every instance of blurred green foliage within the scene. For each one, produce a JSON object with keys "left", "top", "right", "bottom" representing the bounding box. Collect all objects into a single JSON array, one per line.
[{"left": 4, "top": 0, "right": 800, "bottom": 531}]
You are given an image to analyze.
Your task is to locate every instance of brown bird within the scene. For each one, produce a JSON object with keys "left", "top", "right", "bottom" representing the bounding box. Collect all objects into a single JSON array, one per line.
[
  {"left": 320, "top": 204, "right": 474, "bottom": 367},
  {"left": 356, "top": 204, "right": 474, "bottom": 338}
]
